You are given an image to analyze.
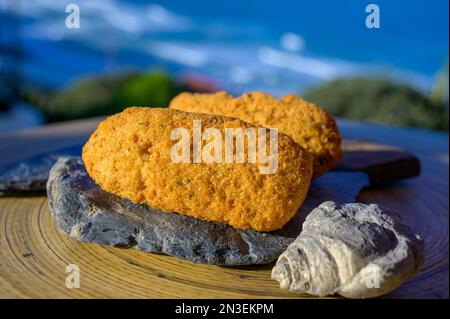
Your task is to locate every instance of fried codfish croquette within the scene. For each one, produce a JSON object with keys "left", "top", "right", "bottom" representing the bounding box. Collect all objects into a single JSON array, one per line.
[
  {"left": 82, "top": 107, "right": 313, "bottom": 231},
  {"left": 169, "top": 91, "right": 342, "bottom": 177}
]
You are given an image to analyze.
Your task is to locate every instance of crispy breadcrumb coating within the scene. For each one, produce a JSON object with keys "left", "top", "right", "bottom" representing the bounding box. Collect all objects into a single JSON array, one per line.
[
  {"left": 169, "top": 91, "right": 342, "bottom": 177},
  {"left": 82, "top": 107, "right": 313, "bottom": 231}
]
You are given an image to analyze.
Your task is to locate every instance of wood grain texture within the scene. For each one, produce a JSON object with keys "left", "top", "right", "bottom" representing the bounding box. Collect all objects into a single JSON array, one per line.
[{"left": 0, "top": 118, "right": 448, "bottom": 299}]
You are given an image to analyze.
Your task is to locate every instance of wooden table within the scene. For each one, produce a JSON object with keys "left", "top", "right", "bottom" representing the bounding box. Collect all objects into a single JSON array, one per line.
[{"left": 0, "top": 118, "right": 448, "bottom": 299}]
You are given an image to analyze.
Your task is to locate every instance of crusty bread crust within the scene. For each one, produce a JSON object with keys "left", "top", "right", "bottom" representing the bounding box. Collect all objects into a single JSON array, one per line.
[
  {"left": 170, "top": 91, "right": 342, "bottom": 177},
  {"left": 82, "top": 107, "right": 313, "bottom": 231}
]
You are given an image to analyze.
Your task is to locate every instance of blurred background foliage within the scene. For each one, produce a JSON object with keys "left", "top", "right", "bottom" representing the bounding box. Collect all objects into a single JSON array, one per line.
[
  {"left": 15, "top": 70, "right": 449, "bottom": 131},
  {"left": 19, "top": 70, "right": 192, "bottom": 122},
  {"left": 303, "top": 76, "right": 449, "bottom": 131}
]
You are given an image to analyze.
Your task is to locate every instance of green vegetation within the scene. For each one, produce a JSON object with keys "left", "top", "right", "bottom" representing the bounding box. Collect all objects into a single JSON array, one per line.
[
  {"left": 20, "top": 71, "right": 449, "bottom": 131},
  {"left": 303, "top": 77, "right": 449, "bottom": 131},
  {"left": 21, "top": 70, "right": 190, "bottom": 122},
  {"left": 430, "top": 58, "right": 449, "bottom": 107}
]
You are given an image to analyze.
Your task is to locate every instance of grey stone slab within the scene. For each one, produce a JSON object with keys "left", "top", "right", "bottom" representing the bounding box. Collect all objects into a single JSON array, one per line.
[
  {"left": 0, "top": 144, "right": 81, "bottom": 191},
  {"left": 47, "top": 157, "right": 369, "bottom": 265}
]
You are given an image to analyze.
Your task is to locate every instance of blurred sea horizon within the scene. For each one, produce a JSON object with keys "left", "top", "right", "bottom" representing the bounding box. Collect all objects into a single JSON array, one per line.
[
  {"left": 0, "top": 0, "right": 449, "bottom": 132},
  {"left": 1, "top": 0, "right": 448, "bottom": 95}
]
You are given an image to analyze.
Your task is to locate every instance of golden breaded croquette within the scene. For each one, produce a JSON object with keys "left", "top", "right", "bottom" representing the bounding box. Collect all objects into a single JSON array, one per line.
[
  {"left": 82, "top": 107, "right": 313, "bottom": 231},
  {"left": 169, "top": 91, "right": 342, "bottom": 177}
]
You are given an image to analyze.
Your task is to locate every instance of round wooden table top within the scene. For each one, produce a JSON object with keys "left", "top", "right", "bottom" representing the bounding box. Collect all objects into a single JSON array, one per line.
[{"left": 0, "top": 118, "right": 448, "bottom": 299}]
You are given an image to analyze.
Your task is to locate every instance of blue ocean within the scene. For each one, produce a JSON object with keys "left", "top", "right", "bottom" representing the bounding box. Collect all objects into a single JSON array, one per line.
[{"left": 0, "top": 0, "right": 448, "bottom": 95}]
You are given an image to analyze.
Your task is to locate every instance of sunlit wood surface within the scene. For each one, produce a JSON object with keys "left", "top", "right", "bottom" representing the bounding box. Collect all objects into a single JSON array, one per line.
[{"left": 0, "top": 118, "right": 448, "bottom": 298}]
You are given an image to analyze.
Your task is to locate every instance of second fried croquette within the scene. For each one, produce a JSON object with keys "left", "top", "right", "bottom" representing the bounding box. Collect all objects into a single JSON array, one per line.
[
  {"left": 82, "top": 107, "right": 313, "bottom": 232},
  {"left": 169, "top": 91, "right": 343, "bottom": 177}
]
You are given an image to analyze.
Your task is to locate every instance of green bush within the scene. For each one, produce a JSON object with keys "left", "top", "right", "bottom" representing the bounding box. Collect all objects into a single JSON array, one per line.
[
  {"left": 303, "top": 77, "right": 449, "bottom": 131},
  {"left": 112, "top": 71, "right": 180, "bottom": 108},
  {"left": 21, "top": 70, "right": 188, "bottom": 123}
]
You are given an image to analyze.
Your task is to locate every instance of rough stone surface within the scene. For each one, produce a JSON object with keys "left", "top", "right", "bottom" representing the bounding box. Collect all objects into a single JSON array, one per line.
[
  {"left": 47, "top": 157, "right": 369, "bottom": 266},
  {"left": 271, "top": 201, "right": 424, "bottom": 298},
  {"left": 0, "top": 145, "right": 81, "bottom": 191}
]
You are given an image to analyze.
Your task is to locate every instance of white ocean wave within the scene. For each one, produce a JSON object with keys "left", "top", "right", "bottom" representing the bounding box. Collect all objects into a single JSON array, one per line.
[
  {"left": 9, "top": 0, "right": 193, "bottom": 38},
  {"left": 145, "top": 42, "right": 208, "bottom": 67},
  {"left": 258, "top": 47, "right": 346, "bottom": 80},
  {"left": 141, "top": 39, "right": 433, "bottom": 94},
  {"left": 280, "top": 33, "right": 305, "bottom": 52}
]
